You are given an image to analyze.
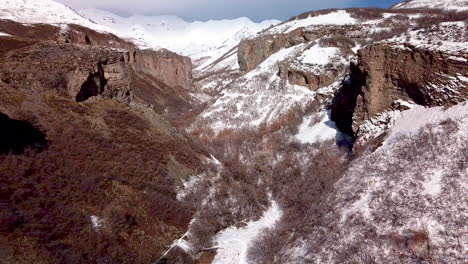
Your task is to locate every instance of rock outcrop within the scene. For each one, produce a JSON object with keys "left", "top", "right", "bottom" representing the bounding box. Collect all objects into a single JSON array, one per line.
[
  {"left": 237, "top": 28, "right": 313, "bottom": 72},
  {"left": 237, "top": 25, "right": 362, "bottom": 73},
  {"left": 278, "top": 63, "right": 340, "bottom": 91},
  {"left": 132, "top": 49, "right": 192, "bottom": 91},
  {"left": 331, "top": 43, "right": 468, "bottom": 138},
  {"left": 0, "top": 41, "right": 134, "bottom": 103}
]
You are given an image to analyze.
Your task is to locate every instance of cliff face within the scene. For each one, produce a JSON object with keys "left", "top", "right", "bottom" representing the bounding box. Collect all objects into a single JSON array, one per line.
[
  {"left": 332, "top": 43, "right": 468, "bottom": 138},
  {"left": 132, "top": 49, "right": 193, "bottom": 91},
  {"left": 278, "top": 63, "right": 339, "bottom": 91},
  {"left": 237, "top": 25, "right": 360, "bottom": 91},
  {"left": 0, "top": 19, "right": 194, "bottom": 104},
  {"left": 238, "top": 28, "right": 312, "bottom": 72}
]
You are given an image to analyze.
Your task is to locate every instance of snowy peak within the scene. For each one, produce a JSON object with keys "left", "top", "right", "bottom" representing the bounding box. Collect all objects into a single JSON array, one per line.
[
  {"left": 393, "top": 0, "right": 468, "bottom": 11},
  {"left": 81, "top": 8, "right": 279, "bottom": 54},
  {"left": 0, "top": 0, "right": 109, "bottom": 31}
]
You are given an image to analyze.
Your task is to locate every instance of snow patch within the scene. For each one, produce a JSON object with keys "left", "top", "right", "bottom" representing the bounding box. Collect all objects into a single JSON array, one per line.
[
  {"left": 295, "top": 111, "right": 339, "bottom": 144},
  {"left": 90, "top": 215, "right": 104, "bottom": 231},
  {"left": 0, "top": 32, "right": 12, "bottom": 36},
  {"left": 212, "top": 200, "right": 282, "bottom": 264},
  {"left": 422, "top": 170, "right": 444, "bottom": 196},
  {"left": 176, "top": 174, "right": 204, "bottom": 201},
  {"left": 393, "top": 0, "right": 468, "bottom": 11},
  {"left": 300, "top": 45, "right": 340, "bottom": 65},
  {"left": 388, "top": 102, "right": 468, "bottom": 142},
  {"left": 268, "top": 10, "right": 356, "bottom": 34}
]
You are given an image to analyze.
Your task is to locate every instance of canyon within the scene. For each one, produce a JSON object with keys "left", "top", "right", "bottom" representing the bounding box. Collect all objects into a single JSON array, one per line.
[{"left": 0, "top": 0, "right": 467, "bottom": 263}]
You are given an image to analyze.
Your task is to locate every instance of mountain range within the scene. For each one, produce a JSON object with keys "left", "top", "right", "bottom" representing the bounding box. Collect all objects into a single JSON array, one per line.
[{"left": 0, "top": 0, "right": 467, "bottom": 263}]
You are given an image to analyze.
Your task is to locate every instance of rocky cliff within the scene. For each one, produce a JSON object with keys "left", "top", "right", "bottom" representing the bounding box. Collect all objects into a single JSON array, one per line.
[
  {"left": 0, "top": 40, "right": 133, "bottom": 103},
  {"left": 237, "top": 28, "right": 311, "bottom": 72},
  {"left": 132, "top": 49, "right": 193, "bottom": 91},
  {"left": 0, "top": 19, "right": 194, "bottom": 106},
  {"left": 237, "top": 24, "right": 366, "bottom": 91},
  {"left": 331, "top": 43, "right": 468, "bottom": 138}
]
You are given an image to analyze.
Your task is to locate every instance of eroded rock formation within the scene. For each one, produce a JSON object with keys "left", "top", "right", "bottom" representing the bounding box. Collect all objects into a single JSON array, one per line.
[
  {"left": 0, "top": 41, "right": 133, "bottom": 103},
  {"left": 332, "top": 43, "right": 468, "bottom": 138}
]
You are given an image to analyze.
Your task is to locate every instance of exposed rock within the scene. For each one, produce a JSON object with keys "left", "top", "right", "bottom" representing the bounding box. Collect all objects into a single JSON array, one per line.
[
  {"left": 238, "top": 25, "right": 365, "bottom": 73},
  {"left": 278, "top": 63, "right": 339, "bottom": 91},
  {"left": 0, "top": 41, "right": 133, "bottom": 103},
  {"left": 132, "top": 49, "right": 193, "bottom": 91},
  {"left": 238, "top": 28, "right": 313, "bottom": 72},
  {"left": 332, "top": 43, "right": 468, "bottom": 138}
]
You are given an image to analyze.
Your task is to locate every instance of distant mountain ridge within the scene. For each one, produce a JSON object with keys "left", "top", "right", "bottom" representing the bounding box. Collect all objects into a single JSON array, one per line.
[
  {"left": 393, "top": 0, "right": 468, "bottom": 10},
  {"left": 80, "top": 8, "right": 280, "bottom": 70}
]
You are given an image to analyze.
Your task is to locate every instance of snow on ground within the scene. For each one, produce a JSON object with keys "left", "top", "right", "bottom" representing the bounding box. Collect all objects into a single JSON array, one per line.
[
  {"left": 0, "top": 0, "right": 110, "bottom": 32},
  {"left": 90, "top": 215, "right": 104, "bottom": 231},
  {"left": 295, "top": 111, "right": 339, "bottom": 144},
  {"left": 422, "top": 169, "right": 444, "bottom": 196},
  {"left": 176, "top": 174, "right": 205, "bottom": 201},
  {"left": 386, "top": 101, "right": 468, "bottom": 143},
  {"left": 195, "top": 44, "right": 319, "bottom": 133},
  {"left": 392, "top": 0, "right": 468, "bottom": 11},
  {"left": 295, "top": 101, "right": 468, "bottom": 263},
  {"left": 387, "top": 21, "right": 468, "bottom": 55},
  {"left": 300, "top": 45, "right": 340, "bottom": 65},
  {"left": 0, "top": 32, "right": 11, "bottom": 36},
  {"left": 212, "top": 200, "right": 282, "bottom": 264},
  {"left": 264, "top": 10, "right": 355, "bottom": 35},
  {"left": 290, "top": 42, "right": 349, "bottom": 75}
]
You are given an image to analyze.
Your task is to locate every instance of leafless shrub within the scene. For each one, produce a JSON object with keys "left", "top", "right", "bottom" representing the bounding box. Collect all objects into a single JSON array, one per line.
[
  {"left": 342, "top": 246, "right": 378, "bottom": 264},
  {"left": 291, "top": 9, "right": 339, "bottom": 21},
  {"left": 248, "top": 227, "right": 291, "bottom": 264},
  {"left": 348, "top": 8, "right": 385, "bottom": 20},
  {"left": 370, "top": 26, "right": 410, "bottom": 42},
  {"left": 413, "top": 10, "right": 468, "bottom": 29},
  {"left": 319, "top": 35, "right": 355, "bottom": 49}
]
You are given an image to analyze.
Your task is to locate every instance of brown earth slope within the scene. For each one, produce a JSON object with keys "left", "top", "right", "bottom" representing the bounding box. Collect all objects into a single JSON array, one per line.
[{"left": 0, "top": 23, "right": 206, "bottom": 263}]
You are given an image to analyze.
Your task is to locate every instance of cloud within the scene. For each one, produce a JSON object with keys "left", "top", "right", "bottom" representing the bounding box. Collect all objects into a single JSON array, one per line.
[{"left": 56, "top": 0, "right": 402, "bottom": 21}]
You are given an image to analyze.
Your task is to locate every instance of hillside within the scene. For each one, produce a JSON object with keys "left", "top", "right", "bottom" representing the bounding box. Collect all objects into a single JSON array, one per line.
[
  {"left": 1, "top": 0, "right": 468, "bottom": 263},
  {"left": 393, "top": 0, "right": 468, "bottom": 10}
]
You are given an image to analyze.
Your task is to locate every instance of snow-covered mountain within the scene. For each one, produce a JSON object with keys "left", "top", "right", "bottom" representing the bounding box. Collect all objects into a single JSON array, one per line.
[
  {"left": 393, "top": 0, "right": 468, "bottom": 11},
  {"left": 0, "top": 0, "right": 279, "bottom": 71},
  {"left": 0, "top": 0, "right": 108, "bottom": 31},
  {"left": 80, "top": 9, "right": 280, "bottom": 70},
  {"left": 1, "top": 0, "right": 468, "bottom": 263}
]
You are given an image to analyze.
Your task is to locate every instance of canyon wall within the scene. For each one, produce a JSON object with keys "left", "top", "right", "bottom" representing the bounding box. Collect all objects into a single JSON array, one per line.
[{"left": 332, "top": 43, "right": 468, "bottom": 137}]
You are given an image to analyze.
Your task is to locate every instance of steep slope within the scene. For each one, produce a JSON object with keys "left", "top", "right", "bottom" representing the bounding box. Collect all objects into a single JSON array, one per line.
[
  {"left": 0, "top": 2, "right": 210, "bottom": 263},
  {"left": 0, "top": 2, "right": 273, "bottom": 263},
  {"left": 188, "top": 5, "right": 468, "bottom": 264},
  {"left": 332, "top": 13, "right": 468, "bottom": 140},
  {"left": 0, "top": 38, "right": 209, "bottom": 263},
  {"left": 2, "top": 1, "right": 468, "bottom": 263},
  {"left": 393, "top": 0, "right": 468, "bottom": 11},
  {"left": 249, "top": 103, "right": 468, "bottom": 264}
]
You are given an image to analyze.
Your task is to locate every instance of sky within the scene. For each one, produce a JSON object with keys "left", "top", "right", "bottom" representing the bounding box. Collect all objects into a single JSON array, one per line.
[{"left": 56, "top": 0, "right": 404, "bottom": 22}]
